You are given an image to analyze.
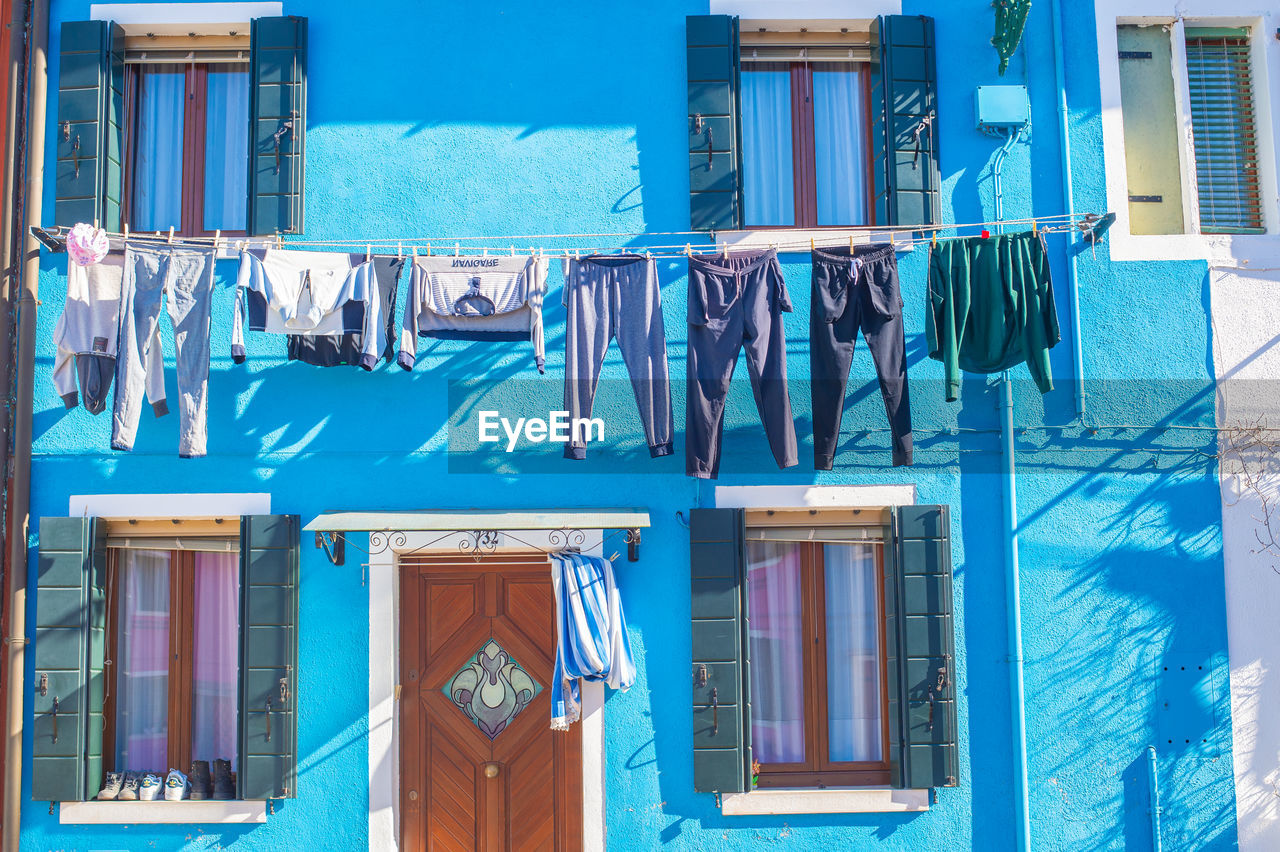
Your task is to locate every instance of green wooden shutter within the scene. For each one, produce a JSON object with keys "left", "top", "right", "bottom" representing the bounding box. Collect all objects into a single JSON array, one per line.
[
  {"left": 686, "top": 15, "right": 742, "bottom": 232},
  {"left": 870, "top": 15, "right": 940, "bottom": 228},
  {"left": 690, "top": 508, "right": 750, "bottom": 793},
  {"left": 884, "top": 505, "right": 958, "bottom": 788},
  {"left": 1184, "top": 29, "right": 1263, "bottom": 234},
  {"left": 239, "top": 514, "right": 300, "bottom": 799},
  {"left": 248, "top": 17, "right": 307, "bottom": 236},
  {"left": 32, "top": 517, "right": 107, "bottom": 802},
  {"left": 54, "top": 20, "right": 124, "bottom": 229}
]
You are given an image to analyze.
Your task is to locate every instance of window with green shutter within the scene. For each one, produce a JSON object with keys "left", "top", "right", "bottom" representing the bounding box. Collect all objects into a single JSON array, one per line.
[
  {"left": 31, "top": 514, "right": 299, "bottom": 804},
  {"left": 54, "top": 16, "right": 305, "bottom": 236},
  {"left": 685, "top": 15, "right": 938, "bottom": 232},
  {"left": 1184, "top": 29, "right": 1263, "bottom": 235},
  {"left": 690, "top": 505, "right": 958, "bottom": 796}
]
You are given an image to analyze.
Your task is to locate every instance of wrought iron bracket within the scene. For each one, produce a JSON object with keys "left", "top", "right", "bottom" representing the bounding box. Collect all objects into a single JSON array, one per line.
[{"left": 315, "top": 531, "right": 345, "bottom": 566}]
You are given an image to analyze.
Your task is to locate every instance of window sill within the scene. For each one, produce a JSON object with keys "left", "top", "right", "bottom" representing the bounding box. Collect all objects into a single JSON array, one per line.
[
  {"left": 718, "top": 229, "right": 916, "bottom": 254},
  {"left": 59, "top": 800, "right": 268, "bottom": 824},
  {"left": 719, "top": 786, "right": 930, "bottom": 815}
]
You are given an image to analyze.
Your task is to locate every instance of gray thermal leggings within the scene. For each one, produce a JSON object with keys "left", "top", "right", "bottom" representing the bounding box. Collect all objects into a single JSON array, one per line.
[{"left": 562, "top": 255, "right": 673, "bottom": 460}]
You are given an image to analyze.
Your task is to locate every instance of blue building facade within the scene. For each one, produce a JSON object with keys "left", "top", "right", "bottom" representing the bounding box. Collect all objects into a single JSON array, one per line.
[{"left": 15, "top": 0, "right": 1262, "bottom": 849}]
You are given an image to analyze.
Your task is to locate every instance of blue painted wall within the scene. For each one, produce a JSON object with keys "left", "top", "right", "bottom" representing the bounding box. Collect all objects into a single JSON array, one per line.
[{"left": 21, "top": 0, "right": 1236, "bottom": 849}]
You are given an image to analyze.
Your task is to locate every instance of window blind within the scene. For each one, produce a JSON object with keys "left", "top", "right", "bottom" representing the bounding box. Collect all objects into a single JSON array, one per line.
[{"left": 1185, "top": 31, "right": 1264, "bottom": 234}]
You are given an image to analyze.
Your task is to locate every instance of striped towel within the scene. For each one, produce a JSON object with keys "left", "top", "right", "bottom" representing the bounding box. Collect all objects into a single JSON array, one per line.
[{"left": 549, "top": 552, "right": 636, "bottom": 730}]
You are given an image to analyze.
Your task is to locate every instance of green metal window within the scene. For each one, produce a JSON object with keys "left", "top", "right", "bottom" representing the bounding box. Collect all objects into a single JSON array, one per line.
[{"left": 1185, "top": 29, "right": 1264, "bottom": 234}]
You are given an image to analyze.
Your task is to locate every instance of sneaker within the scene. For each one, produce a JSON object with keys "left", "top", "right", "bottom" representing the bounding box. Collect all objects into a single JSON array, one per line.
[
  {"left": 164, "top": 768, "right": 190, "bottom": 801},
  {"left": 138, "top": 772, "right": 162, "bottom": 801},
  {"left": 188, "top": 760, "right": 212, "bottom": 801},
  {"left": 212, "top": 759, "right": 235, "bottom": 800},
  {"left": 118, "top": 772, "right": 141, "bottom": 801},
  {"left": 96, "top": 771, "right": 124, "bottom": 801}
]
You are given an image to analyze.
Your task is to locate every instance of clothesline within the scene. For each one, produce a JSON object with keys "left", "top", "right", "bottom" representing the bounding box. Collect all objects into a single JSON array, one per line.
[{"left": 31, "top": 212, "right": 1103, "bottom": 260}]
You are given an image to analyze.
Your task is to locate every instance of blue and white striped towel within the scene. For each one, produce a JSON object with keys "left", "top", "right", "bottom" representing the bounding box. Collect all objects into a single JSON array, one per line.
[{"left": 549, "top": 552, "right": 635, "bottom": 730}]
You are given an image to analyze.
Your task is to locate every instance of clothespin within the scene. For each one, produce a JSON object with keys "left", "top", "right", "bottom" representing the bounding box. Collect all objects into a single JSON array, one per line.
[
  {"left": 397, "top": 242, "right": 403, "bottom": 259},
  {"left": 167, "top": 226, "right": 175, "bottom": 245},
  {"left": 93, "top": 218, "right": 99, "bottom": 230},
  {"left": 411, "top": 246, "right": 417, "bottom": 261},
  {"left": 849, "top": 234, "right": 854, "bottom": 254},
  {"left": 810, "top": 237, "right": 815, "bottom": 252},
  {"left": 426, "top": 241, "right": 432, "bottom": 257},
  {"left": 482, "top": 247, "right": 488, "bottom": 257},
  {"left": 213, "top": 229, "right": 221, "bottom": 254},
  {"left": 684, "top": 243, "right": 692, "bottom": 256},
  {"left": 454, "top": 242, "right": 460, "bottom": 257},
  {"left": 510, "top": 245, "right": 515, "bottom": 257},
  {"left": 931, "top": 230, "right": 937, "bottom": 249},
  {"left": 276, "top": 232, "right": 283, "bottom": 250},
  {"left": 123, "top": 223, "right": 129, "bottom": 244},
  {"left": 720, "top": 241, "right": 727, "bottom": 259},
  {"left": 1032, "top": 219, "right": 1038, "bottom": 236},
  {"left": 365, "top": 244, "right": 371, "bottom": 263},
  {"left": 889, "top": 231, "right": 895, "bottom": 248}
]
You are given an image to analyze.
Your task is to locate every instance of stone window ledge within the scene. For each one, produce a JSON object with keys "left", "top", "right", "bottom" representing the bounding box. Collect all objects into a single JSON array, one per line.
[
  {"left": 720, "top": 787, "right": 929, "bottom": 815},
  {"left": 59, "top": 800, "right": 268, "bottom": 824}
]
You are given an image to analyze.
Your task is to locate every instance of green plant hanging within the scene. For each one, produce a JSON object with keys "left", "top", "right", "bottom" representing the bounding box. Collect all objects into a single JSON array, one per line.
[{"left": 993, "top": 0, "right": 1033, "bottom": 75}]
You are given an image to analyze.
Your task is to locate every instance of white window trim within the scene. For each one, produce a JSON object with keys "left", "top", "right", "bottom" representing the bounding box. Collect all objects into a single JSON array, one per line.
[
  {"left": 60, "top": 492, "right": 270, "bottom": 824},
  {"left": 368, "top": 529, "right": 606, "bottom": 852},
  {"left": 713, "top": 484, "right": 930, "bottom": 814},
  {"left": 90, "top": 2, "right": 281, "bottom": 34},
  {"left": 60, "top": 800, "right": 267, "bottom": 824},
  {"left": 1097, "top": 1, "right": 1280, "bottom": 263},
  {"left": 711, "top": 1, "right": 900, "bottom": 16}
]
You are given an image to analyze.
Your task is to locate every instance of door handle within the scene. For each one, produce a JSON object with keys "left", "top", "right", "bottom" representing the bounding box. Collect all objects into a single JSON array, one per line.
[
  {"left": 710, "top": 687, "right": 719, "bottom": 736},
  {"left": 483, "top": 763, "right": 501, "bottom": 779}
]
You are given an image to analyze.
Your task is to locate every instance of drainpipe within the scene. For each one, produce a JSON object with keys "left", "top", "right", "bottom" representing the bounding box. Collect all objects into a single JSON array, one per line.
[
  {"left": 1146, "top": 746, "right": 1163, "bottom": 852},
  {"left": 1049, "top": 0, "right": 1086, "bottom": 419},
  {"left": 4, "top": 0, "right": 48, "bottom": 848},
  {"left": 991, "top": 123, "right": 1032, "bottom": 852},
  {"left": 1000, "top": 376, "right": 1031, "bottom": 852},
  {"left": 0, "top": 0, "right": 27, "bottom": 494}
]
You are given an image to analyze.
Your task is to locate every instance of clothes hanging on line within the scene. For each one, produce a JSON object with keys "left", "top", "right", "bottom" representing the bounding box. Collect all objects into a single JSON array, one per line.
[
  {"left": 112, "top": 245, "right": 217, "bottom": 458},
  {"left": 52, "top": 254, "right": 129, "bottom": 415},
  {"left": 686, "top": 248, "right": 798, "bottom": 479},
  {"left": 549, "top": 551, "right": 635, "bottom": 730},
  {"left": 286, "top": 254, "right": 404, "bottom": 368},
  {"left": 399, "top": 254, "right": 548, "bottom": 373},
  {"left": 562, "top": 254, "right": 673, "bottom": 460},
  {"left": 926, "top": 230, "right": 1060, "bottom": 401},
  {"left": 810, "top": 244, "right": 914, "bottom": 468},
  {"left": 233, "top": 248, "right": 384, "bottom": 369}
]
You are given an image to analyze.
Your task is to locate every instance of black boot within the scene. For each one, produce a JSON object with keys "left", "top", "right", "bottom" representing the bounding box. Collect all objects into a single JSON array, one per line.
[
  {"left": 189, "top": 760, "right": 212, "bottom": 800},
  {"left": 212, "top": 759, "right": 235, "bottom": 800}
]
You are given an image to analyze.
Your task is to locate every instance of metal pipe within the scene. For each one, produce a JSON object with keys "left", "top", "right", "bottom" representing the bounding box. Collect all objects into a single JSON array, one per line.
[
  {"left": 1050, "top": 0, "right": 1086, "bottom": 419},
  {"left": 4, "top": 0, "right": 48, "bottom": 845},
  {"left": 0, "top": 0, "right": 28, "bottom": 492},
  {"left": 1000, "top": 375, "right": 1032, "bottom": 851},
  {"left": 1146, "top": 746, "right": 1163, "bottom": 852}
]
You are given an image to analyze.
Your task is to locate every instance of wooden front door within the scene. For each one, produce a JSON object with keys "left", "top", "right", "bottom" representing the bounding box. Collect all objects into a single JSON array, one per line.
[{"left": 399, "top": 554, "right": 582, "bottom": 852}]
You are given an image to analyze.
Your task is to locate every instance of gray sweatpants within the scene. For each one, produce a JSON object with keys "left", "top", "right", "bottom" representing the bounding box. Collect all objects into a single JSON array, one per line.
[
  {"left": 686, "top": 248, "right": 797, "bottom": 479},
  {"left": 562, "top": 255, "right": 673, "bottom": 459},
  {"left": 112, "top": 246, "right": 217, "bottom": 458}
]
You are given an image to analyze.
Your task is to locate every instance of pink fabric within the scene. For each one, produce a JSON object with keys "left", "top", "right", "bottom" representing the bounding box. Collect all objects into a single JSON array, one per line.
[
  {"left": 192, "top": 552, "right": 240, "bottom": 769},
  {"left": 67, "top": 222, "right": 109, "bottom": 266},
  {"left": 746, "top": 542, "right": 806, "bottom": 764}
]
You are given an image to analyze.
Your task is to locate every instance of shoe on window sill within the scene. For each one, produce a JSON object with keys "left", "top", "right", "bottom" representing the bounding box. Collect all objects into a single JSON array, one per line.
[
  {"left": 117, "top": 772, "right": 141, "bottom": 801},
  {"left": 138, "top": 773, "right": 162, "bottom": 801},
  {"left": 164, "top": 768, "right": 191, "bottom": 801},
  {"left": 96, "top": 771, "right": 124, "bottom": 800}
]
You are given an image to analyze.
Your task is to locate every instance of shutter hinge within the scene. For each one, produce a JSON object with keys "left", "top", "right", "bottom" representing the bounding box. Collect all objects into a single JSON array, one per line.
[
  {"left": 1129, "top": 195, "right": 1163, "bottom": 203},
  {"left": 1118, "top": 50, "right": 1153, "bottom": 59}
]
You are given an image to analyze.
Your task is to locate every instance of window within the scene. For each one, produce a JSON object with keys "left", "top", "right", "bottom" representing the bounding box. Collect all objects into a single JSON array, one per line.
[
  {"left": 54, "top": 17, "right": 307, "bottom": 237},
  {"left": 739, "top": 29, "right": 872, "bottom": 228},
  {"left": 689, "top": 505, "right": 958, "bottom": 800},
  {"left": 105, "top": 541, "right": 241, "bottom": 782},
  {"left": 125, "top": 52, "right": 251, "bottom": 235},
  {"left": 32, "top": 514, "right": 300, "bottom": 804},
  {"left": 746, "top": 538, "right": 887, "bottom": 787},
  {"left": 1116, "top": 22, "right": 1264, "bottom": 236}
]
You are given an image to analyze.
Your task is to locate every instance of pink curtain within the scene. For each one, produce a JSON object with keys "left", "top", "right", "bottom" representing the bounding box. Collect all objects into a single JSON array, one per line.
[
  {"left": 824, "top": 544, "right": 883, "bottom": 762},
  {"left": 192, "top": 552, "right": 240, "bottom": 770},
  {"left": 116, "top": 550, "right": 171, "bottom": 774},
  {"left": 746, "top": 541, "right": 805, "bottom": 764}
]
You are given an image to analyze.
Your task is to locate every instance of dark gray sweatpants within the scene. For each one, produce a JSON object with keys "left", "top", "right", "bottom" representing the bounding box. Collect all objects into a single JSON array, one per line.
[
  {"left": 563, "top": 255, "right": 673, "bottom": 459},
  {"left": 811, "top": 244, "right": 913, "bottom": 468},
  {"left": 686, "top": 249, "right": 797, "bottom": 478}
]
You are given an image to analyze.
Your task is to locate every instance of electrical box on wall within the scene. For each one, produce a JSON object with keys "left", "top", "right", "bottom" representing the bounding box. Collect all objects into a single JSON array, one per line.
[{"left": 975, "top": 85, "right": 1030, "bottom": 132}]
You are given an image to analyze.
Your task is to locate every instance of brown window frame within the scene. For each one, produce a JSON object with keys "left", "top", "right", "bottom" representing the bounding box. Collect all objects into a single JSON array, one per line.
[
  {"left": 740, "top": 60, "right": 876, "bottom": 229},
  {"left": 747, "top": 538, "right": 891, "bottom": 788},
  {"left": 122, "top": 61, "right": 249, "bottom": 238},
  {"left": 101, "top": 518, "right": 241, "bottom": 780}
]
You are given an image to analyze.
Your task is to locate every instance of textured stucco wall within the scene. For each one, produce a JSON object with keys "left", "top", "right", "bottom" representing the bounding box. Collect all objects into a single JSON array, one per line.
[{"left": 19, "top": 0, "right": 1238, "bottom": 849}]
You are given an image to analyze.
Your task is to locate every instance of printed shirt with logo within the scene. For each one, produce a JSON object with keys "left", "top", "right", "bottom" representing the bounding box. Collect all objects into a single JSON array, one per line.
[{"left": 398, "top": 254, "right": 548, "bottom": 373}]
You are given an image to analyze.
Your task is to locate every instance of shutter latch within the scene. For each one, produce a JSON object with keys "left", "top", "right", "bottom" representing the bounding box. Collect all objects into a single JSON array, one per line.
[
  {"left": 926, "top": 656, "right": 950, "bottom": 732},
  {"left": 265, "top": 697, "right": 273, "bottom": 742},
  {"left": 694, "top": 664, "right": 707, "bottom": 688},
  {"left": 38, "top": 672, "right": 47, "bottom": 697},
  {"left": 272, "top": 119, "right": 295, "bottom": 175},
  {"left": 279, "top": 676, "right": 290, "bottom": 707},
  {"left": 710, "top": 687, "right": 719, "bottom": 735}
]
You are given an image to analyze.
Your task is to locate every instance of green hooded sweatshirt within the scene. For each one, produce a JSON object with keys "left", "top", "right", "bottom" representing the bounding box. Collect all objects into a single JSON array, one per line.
[{"left": 926, "top": 231, "right": 1060, "bottom": 401}]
